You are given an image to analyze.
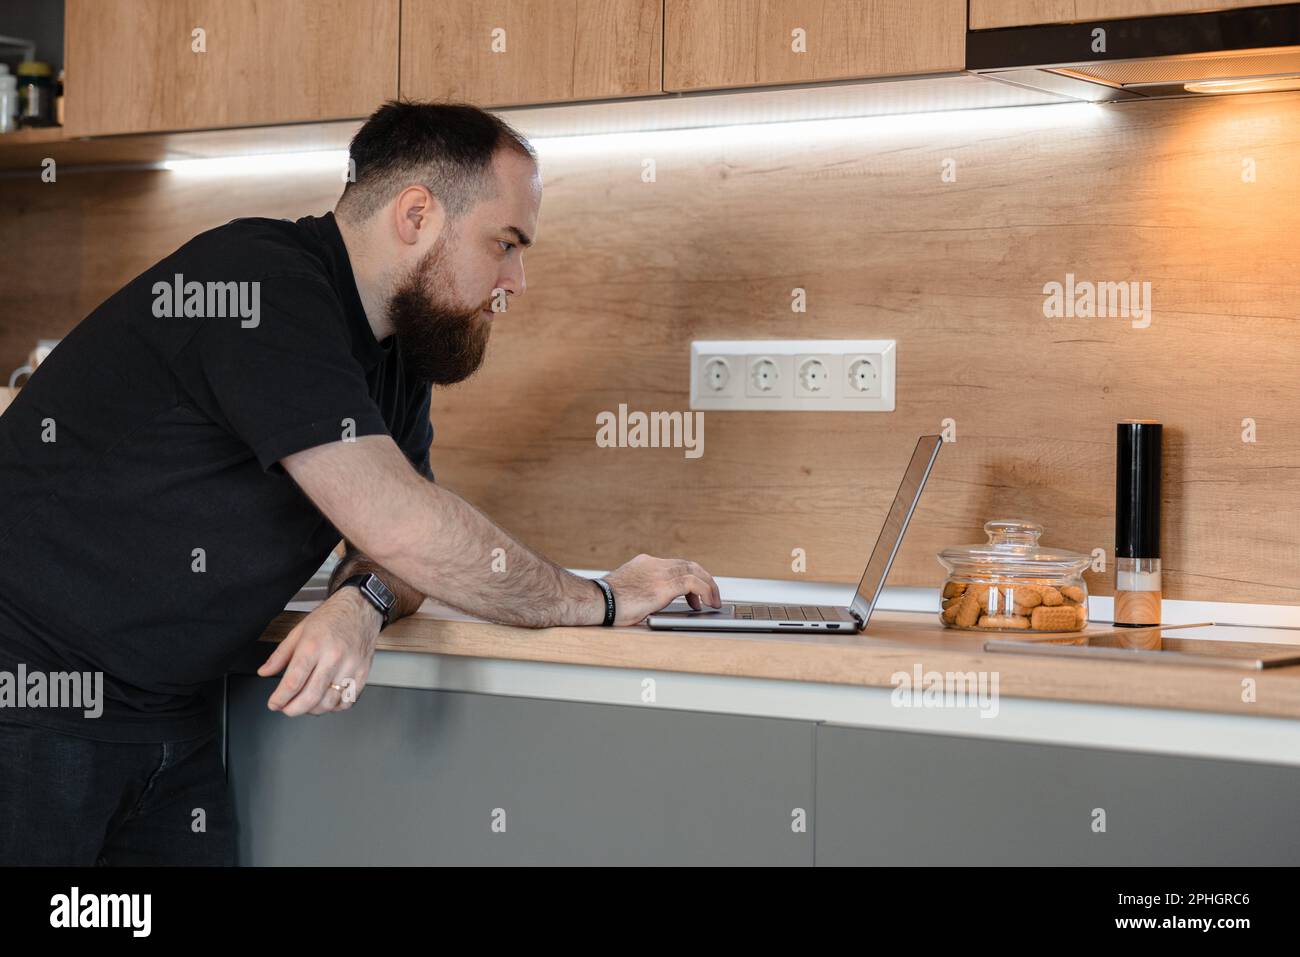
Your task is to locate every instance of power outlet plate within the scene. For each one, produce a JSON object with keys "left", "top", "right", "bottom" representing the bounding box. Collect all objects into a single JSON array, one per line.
[{"left": 691, "top": 340, "right": 896, "bottom": 411}]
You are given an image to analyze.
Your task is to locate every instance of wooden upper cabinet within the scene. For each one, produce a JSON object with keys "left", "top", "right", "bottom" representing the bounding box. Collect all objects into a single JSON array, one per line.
[
  {"left": 400, "top": 0, "right": 664, "bottom": 108},
  {"left": 970, "top": 1, "right": 1295, "bottom": 30},
  {"left": 665, "top": 0, "right": 966, "bottom": 93},
  {"left": 64, "top": 0, "right": 399, "bottom": 137}
]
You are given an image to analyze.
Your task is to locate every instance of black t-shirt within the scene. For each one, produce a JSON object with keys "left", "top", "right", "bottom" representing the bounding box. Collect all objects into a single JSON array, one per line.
[{"left": 0, "top": 212, "right": 434, "bottom": 743}]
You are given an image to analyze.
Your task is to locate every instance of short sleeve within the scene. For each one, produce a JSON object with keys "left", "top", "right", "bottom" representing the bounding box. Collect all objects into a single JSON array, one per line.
[{"left": 171, "top": 273, "right": 391, "bottom": 471}]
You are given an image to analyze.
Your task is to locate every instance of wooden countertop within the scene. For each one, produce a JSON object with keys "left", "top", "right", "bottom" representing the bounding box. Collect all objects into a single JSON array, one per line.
[{"left": 259, "top": 608, "right": 1300, "bottom": 721}]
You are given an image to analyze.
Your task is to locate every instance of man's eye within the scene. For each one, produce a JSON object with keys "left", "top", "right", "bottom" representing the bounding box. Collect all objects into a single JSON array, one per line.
[{"left": 498, "top": 240, "right": 515, "bottom": 253}]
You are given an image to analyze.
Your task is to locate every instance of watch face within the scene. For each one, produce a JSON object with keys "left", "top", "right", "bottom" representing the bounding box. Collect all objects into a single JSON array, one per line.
[{"left": 369, "top": 578, "right": 395, "bottom": 606}]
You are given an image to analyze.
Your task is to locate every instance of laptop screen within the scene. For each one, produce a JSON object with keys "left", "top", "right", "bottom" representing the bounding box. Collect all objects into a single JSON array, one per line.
[{"left": 849, "top": 435, "right": 943, "bottom": 627}]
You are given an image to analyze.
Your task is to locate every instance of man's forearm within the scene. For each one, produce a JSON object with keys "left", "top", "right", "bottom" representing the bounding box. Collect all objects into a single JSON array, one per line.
[
  {"left": 283, "top": 437, "right": 608, "bottom": 629},
  {"left": 328, "top": 544, "right": 427, "bottom": 624},
  {"left": 374, "top": 482, "right": 605, "bottom": 629}
]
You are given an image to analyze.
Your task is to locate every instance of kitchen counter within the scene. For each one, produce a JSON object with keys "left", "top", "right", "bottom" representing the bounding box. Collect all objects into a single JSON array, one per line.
[
  {"left": 260, "top": 606, "right": 1300, "bottom": 715},
  {"left": 251, "top": 574, "right": 1300, "bottom": 770},
  {"left": 227, "top": 575, "right": 1300, "bottom": 864}
]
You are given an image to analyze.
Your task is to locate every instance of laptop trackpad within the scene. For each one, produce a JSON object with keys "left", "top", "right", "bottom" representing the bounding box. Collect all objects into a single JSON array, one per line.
[{"left": 651, "top": 601, "right": 737, "bottom": 618}]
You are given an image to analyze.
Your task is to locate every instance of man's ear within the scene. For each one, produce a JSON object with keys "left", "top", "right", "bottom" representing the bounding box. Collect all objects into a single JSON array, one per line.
[{"left": 393, "top": 185, "right": 445, "bottom": 246}]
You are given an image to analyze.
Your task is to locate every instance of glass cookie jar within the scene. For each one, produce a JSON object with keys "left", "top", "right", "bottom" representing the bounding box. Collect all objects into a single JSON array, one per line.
[{"left": 937, "top": 520, "right": 1090, "bottom": 633}]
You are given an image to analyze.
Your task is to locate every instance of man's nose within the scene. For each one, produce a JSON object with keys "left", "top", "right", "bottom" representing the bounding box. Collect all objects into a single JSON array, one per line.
[{"left": 499, "top": 260, "right": 525, "bottom": 298}]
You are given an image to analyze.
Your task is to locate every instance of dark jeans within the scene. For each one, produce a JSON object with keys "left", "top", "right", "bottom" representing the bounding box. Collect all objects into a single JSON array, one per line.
[{"left": 0, "top": 717, "right": 235, "bottom": 866}]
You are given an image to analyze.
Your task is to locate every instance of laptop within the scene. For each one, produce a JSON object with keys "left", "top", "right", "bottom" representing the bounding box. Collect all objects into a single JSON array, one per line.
[{"left": 647, "top": 435, "right": 942, "bottom": 633}]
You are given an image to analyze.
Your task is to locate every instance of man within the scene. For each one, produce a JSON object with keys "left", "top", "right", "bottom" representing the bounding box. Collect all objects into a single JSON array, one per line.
[{"left": 0, "top": 101, "right": 721, "bottom": 866}]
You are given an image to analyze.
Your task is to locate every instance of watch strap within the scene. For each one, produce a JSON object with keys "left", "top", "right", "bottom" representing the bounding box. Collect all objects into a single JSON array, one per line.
[
  {"left": 341, "top": 572, "right": 395, "bottom": 627},
  {"left": 592, "top": 577, "right": 616, "bottom": 627}
]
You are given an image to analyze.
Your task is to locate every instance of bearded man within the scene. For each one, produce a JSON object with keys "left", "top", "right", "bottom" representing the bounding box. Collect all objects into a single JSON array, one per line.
[{"left": 0, "top": 100, "right": 720, "bottom": 866}]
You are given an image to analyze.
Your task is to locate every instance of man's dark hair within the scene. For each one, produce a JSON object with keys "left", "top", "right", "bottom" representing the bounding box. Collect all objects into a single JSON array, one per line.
[{"left": 337, "top": 100, "right": 536, "bottom": 224}]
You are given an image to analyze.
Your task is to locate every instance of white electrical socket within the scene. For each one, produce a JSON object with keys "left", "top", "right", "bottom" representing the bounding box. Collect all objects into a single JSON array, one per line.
[
  {"left": 795, "top": 355, "right": 834, "bottom": 397},
  {"left": 700, "top": 356, "right": 735, "bottom": 397},
  {"left": 690, "top": 340, "right": 895, "bottom": 411},
  {"left": 745, "top": 355, "right": 788, "bottom": 397},
  {"left": 845, "top": 354, "right": 882, "bottom": 397}
]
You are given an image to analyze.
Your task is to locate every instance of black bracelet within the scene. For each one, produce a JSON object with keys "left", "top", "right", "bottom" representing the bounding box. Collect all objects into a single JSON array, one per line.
[{"left": 592, "top": 577, "right": 616, "bottom": 626}]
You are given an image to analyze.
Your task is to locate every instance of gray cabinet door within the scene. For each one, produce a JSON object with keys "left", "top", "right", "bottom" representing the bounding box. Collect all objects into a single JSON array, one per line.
[
  {"left": 815, "top": 724, "right": 1300, "bottom": 865},
  {"left": 227, "top": 676, "right": 815, "bottom": 865}
]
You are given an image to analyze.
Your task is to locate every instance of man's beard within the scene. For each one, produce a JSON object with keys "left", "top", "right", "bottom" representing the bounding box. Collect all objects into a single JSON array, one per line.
[{"left": 386, "top": 238, "right": 492, "bottom": 385}]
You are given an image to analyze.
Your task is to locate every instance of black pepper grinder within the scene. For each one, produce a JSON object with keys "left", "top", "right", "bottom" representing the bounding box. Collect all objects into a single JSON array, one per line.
[{"left": 1114, "top": 420, "right": 1162, "bottom": 627}]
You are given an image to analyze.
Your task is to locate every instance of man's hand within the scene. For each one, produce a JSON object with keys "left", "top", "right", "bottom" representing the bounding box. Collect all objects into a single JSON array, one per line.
[
  {"left": 602, "top": 553, "right": 722, "bottom": 626},
  {"left": 257, "top": 586, "right": 384, "bottom": 716}
]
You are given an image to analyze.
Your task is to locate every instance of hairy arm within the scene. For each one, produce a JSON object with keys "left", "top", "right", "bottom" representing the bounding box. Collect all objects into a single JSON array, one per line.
[
  {"left": 283, "top": 435, "right": 609, "bottom": 628},
  {"left": 284, "top": 434, "right": 720, "bottom": 628}
]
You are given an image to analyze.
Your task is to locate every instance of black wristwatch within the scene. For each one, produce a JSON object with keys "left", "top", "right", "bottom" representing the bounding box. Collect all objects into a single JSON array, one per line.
[{"left": 341, "top": 573, "right": 396, "bottom": 627}]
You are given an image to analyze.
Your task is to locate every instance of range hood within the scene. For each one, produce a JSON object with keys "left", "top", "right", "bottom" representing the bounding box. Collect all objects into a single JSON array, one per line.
[{"left": 967, "top": 3, "right": 1300, "bottom": 102}]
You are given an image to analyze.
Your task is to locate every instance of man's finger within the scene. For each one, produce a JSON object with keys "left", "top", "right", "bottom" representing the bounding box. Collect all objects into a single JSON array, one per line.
[
  {"left": 267, "top": 642, "right": 318, "bottom": 711},
  {"left": 310, "top": 684, "right": 342, "bottom": 716},
  {"left": 669, "top": 560, "right": 721, "bottom": 607},
  {"left": 257, "top": 628, "right": 301, "bottom": 677},
  {"left": 688, "top": 562, "right": 722, "bottom": 606},
  {"left": 280, "top": 653, "right": 342, "bottom": 716},
  {"left": 672, "top": 574, "right": 713, "bottom": 609},
  {"left": 310, "top": 664, "right": 361, "bottom": 714}
]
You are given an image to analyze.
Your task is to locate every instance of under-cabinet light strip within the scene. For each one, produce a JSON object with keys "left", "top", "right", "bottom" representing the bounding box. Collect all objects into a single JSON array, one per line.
[{"left": 160, "top": 101, "right": 1104, "bottom": 176}]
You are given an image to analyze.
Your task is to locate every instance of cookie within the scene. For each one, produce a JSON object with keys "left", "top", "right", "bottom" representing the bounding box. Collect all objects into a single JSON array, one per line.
[
  {"left": 1031, "top": 605, "right": 1080, "bottom": 631},
  {"left": 978, "top": 614, "right": 1029, "bottom": 630},
  {"left": 977, "top": 585, "right": 1041, "bottom": 614},
  {"left": 955, "top": 590, "right": 981, "bottom": 627},
  {"left": 940, "top": 596, "right": 964, "bottom": 623},
  {"left": 1011, "top": 586, "right": 1043, "bottom": 609}
]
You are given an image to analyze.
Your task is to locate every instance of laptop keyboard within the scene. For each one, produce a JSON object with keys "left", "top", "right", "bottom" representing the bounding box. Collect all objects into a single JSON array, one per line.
[{"left": 734, "top": 604, "right": 835, "bottom": 621}]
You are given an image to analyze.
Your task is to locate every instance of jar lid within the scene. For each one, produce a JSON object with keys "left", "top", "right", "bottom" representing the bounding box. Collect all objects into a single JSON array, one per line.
[
  {"left": 937, "top": 520, "right": 1090, "bottom": 577},
  {"left": 17, "top": 61, "right": 53, "bottom": 77}
]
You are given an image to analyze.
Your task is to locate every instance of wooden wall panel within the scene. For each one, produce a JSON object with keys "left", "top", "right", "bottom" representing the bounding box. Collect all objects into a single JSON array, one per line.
[{"left": 1, "top": 92, "right": 1298, "bottom": 604}]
